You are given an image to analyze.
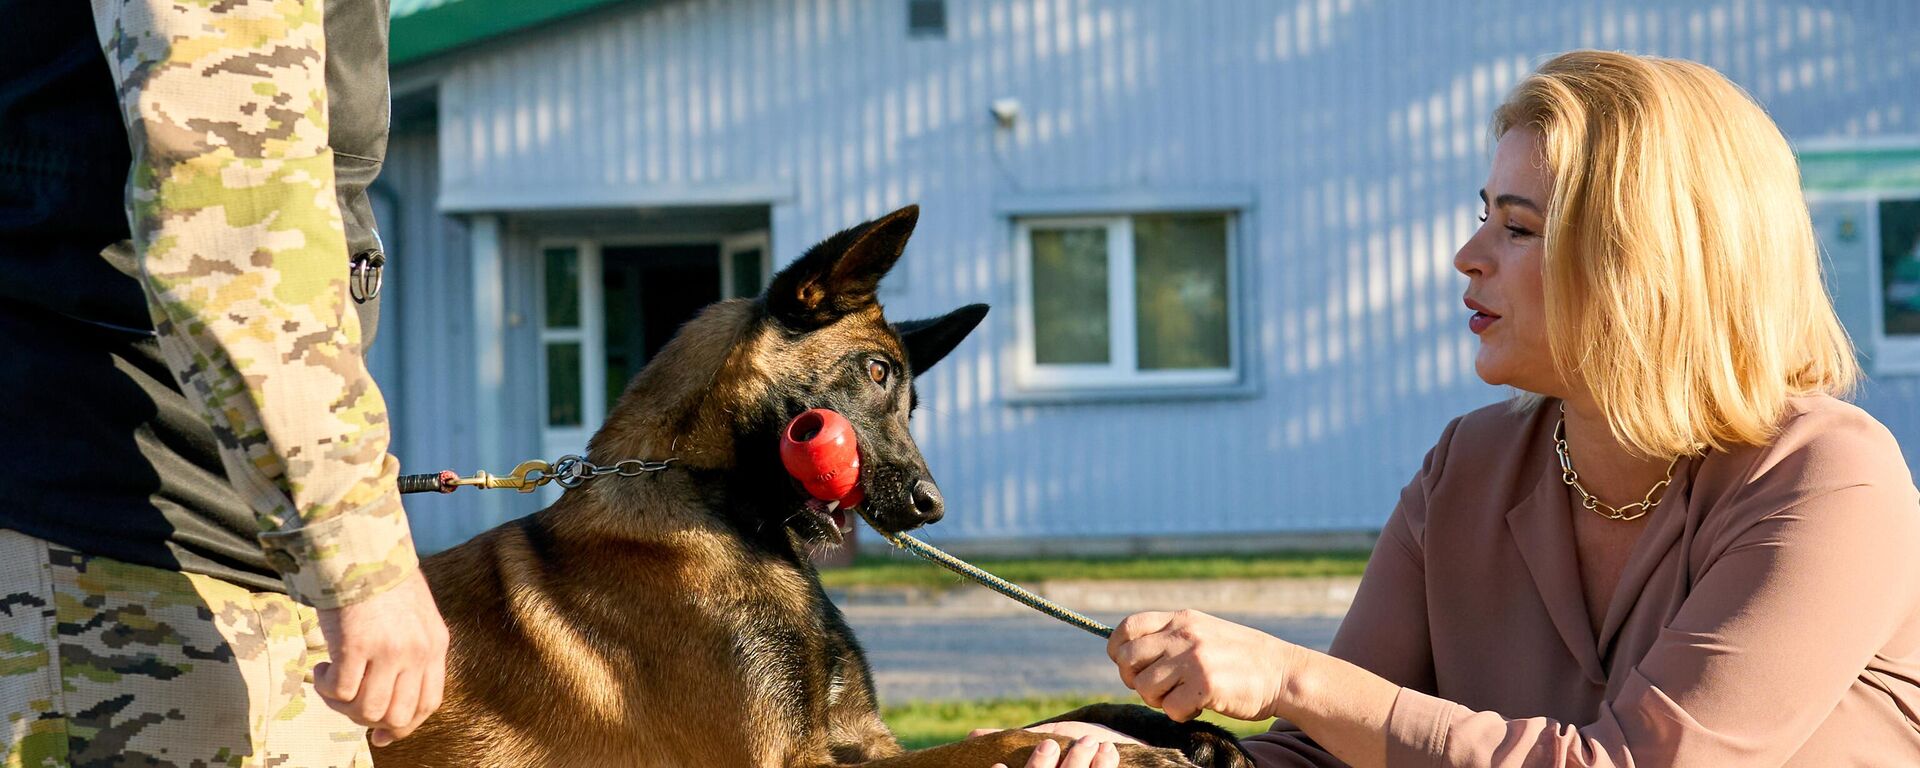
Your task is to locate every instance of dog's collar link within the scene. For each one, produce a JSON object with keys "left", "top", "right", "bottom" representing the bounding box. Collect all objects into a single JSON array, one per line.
[
  {"left": 549, "top": 454, "right": 679, "bottom": 488},
  {"left": 396, "top": 454, "right": 678, "bottom": 495}
]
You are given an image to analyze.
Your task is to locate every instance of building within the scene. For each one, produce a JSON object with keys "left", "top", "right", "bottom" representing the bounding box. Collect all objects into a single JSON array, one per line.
[{"left": 369, "top": 0, "right": 1920, "bottom": 553}]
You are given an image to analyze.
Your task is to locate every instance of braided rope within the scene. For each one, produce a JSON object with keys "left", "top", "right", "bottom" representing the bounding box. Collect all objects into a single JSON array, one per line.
[
  {"left": 881, "top": 531, "right": 1114, "bottom": 639},
  {"left": 400, "top": 466, "right": 1111, "bottom": 639}
]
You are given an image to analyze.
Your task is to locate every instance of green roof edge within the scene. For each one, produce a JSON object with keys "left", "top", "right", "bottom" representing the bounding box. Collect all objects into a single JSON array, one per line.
[
  {"left": 390, "top": 0, "right": 630, "bottom": 67},
  {"left": 1799, "top": 146, "right": 1920, "bottom": 192}
]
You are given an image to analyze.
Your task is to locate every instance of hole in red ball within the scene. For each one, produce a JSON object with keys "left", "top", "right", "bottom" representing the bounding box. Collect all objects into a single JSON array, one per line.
[{"left": 787, "top": 411, "right": 824, "bottom": 442}]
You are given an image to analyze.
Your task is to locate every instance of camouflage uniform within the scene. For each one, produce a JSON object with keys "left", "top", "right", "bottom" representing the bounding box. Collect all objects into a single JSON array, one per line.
[
  {"left": 2, "top": 0, "right": 412, "bottom": 763},
  {"left": 0, "top": 531, "right": 373, "bottom": 767}
]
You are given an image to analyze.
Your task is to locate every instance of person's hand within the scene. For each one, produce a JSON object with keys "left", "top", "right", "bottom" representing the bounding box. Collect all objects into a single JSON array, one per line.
[
  {"left": 1108, "top": 609, "right": 1300, "bottom": 722},
  {"left": 314, "top": 569, "right": 450, "bottom": 747},
  {"left": 967, "top": 721, "right": 1140, "bottom": 744},
  {"left": 993, "top": 736, "right": 1120, "bottom": 768},
  {"left": 970, "top": 721, "right": 1141, "bottom": 768}
]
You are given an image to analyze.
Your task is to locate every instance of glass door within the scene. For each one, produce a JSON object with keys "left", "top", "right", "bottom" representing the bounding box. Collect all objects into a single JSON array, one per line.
[
  {"left": 536, "top": 233, "right": 771, "bottom": 504},
  {"left": 537, "top": 242, "right": 605, "bottom": 502},
  {"left": 721, "top": 231, "right": 771, "bottom": 299}
]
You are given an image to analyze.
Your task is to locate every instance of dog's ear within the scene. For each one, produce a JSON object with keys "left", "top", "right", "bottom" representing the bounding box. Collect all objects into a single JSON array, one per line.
[
  {"left": 895, "top": 303, "right": 988, "bottom": 375},
  {"left": 766, "top": 205, "right": 919, "bottom": 329}
]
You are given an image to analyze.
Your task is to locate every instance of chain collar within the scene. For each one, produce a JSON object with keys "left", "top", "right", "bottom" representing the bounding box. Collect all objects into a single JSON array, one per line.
[
  {"left": 403, "top": 454, "right": 680, "bottom": 494},
  {"left": 548, "top": 454, "right": 678, "bottom": 489},
  {"left": 1554, "top": 403, "right": 1678, "bottom": 522}
]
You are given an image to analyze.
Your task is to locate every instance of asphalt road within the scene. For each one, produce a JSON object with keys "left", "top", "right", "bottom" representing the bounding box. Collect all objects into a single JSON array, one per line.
[{"left": 840, "top": 604, "right": 1343, "bottom": 702}]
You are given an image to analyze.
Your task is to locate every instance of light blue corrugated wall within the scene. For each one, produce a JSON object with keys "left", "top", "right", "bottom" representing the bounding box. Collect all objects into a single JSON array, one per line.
[
  {"left": 370, "top": 129, "right": 489, "bottom": 549},
  {"left": 384, "top": 0, "right": 1920, "bottom": 552}
]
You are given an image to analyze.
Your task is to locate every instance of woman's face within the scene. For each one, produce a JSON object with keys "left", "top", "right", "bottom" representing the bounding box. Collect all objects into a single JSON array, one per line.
[{"left": 1456, "top": 127, "right": 1561, "bottom": 395}]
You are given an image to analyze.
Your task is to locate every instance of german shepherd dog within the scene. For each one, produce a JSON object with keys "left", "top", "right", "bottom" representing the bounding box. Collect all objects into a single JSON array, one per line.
[{"left": 373, "top": 207, "right": 1250, "bottom": 767}]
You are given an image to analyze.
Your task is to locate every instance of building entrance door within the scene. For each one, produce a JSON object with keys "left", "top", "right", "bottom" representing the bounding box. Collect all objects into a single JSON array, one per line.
[{"left": 536, "top": 232, "right": 770, "bottom": 501}]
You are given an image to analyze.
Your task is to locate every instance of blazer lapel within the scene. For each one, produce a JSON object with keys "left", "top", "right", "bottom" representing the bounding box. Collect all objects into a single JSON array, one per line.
[
  {"left": 1595, "top": 456, "right": 1694, "bottom": 657},
  {"left": 1505, "top": 448, "right": 1609, "bottom": 685}
]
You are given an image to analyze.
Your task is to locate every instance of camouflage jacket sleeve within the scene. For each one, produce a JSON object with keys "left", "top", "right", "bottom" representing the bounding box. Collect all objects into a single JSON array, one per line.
[{"left": 88, "top": 0, "right": 418, "bottom": 609}]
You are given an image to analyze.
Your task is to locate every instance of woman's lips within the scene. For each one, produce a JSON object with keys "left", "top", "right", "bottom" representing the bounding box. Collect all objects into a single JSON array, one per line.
[{"left": 1464, "top": 298, "right": 1501, "bottom": 334}]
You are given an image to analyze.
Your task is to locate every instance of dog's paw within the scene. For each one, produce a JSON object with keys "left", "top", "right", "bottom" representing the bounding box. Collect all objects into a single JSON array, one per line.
[{"left": 1033, "top": 704, "right": 1252, "bottom": 768}]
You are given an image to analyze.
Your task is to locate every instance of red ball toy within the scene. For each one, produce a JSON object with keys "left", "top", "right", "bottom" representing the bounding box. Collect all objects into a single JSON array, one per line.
[{"left": 779, "top": 408, "right": 865, "bottom": 508}]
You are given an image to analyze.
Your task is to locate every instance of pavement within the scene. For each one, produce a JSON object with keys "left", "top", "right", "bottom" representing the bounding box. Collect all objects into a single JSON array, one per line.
[{"left": 829, "top": 577, "right": 1358, "bottom": 702}]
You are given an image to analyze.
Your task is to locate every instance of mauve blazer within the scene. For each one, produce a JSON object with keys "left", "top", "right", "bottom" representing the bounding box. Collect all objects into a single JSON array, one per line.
[{"left": 1243, "top": 395, "right": 1920, "bottom": 766}]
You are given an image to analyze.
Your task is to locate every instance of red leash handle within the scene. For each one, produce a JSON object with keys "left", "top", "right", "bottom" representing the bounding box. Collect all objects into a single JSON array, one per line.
[{"left": 779, "top": 409, "right": 865, "bottom": 508}]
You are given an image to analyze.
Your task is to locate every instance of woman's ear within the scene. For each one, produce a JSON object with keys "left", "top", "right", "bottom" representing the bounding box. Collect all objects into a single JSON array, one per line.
[{"left": 765, "top": 205, "right": 919, "bottom": 329}]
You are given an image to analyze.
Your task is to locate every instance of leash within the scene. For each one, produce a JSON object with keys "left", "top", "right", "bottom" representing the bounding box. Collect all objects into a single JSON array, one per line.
[
  {"left": 399, "top": 458, "right": 1115, "bottom": 640},
  {"left": 397, "top": 454, "right": 678, "bottom": 495},
  {"left": 776, "top": 409, "right": 1112, "bottom": 638},
  {"left": 873, "top": 527, "right": 1113, "bottom": 639}
]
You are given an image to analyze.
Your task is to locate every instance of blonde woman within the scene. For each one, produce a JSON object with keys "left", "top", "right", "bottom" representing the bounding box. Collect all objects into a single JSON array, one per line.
[{"left": 999, "top": 50, "right": 1920, "bottom": 768}]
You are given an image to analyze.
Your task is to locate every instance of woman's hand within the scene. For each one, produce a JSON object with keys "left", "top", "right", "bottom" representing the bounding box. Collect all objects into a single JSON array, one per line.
[
  {"left": 1107, "top": 609, "right": 1301, "bottom": 722},
  {"left": 969, "top": 722, "right": 1141, "bottom": 768},
  {"left": 997, "top": 736, "right": 1119, "bottom": 768},
  {"left": 968, "top": 721, "right": 1140, "bottom": 744},
  {"left": 1006, "top": 737, "right": 1113, "bottom": 768}
]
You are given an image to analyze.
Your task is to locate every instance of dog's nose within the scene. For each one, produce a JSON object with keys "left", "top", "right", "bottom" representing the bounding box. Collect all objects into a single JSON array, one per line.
[{"left": 910, "top": 479, "right": 944, "bottom": 523}]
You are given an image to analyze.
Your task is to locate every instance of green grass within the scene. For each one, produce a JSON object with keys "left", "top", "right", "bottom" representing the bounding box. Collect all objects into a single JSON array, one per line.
[
  {"left": 883, "top": 694, "right": 1276, "bottom": 751},
  {"left": 820, "top": 550, "right": 1372, "bottom": 591}
]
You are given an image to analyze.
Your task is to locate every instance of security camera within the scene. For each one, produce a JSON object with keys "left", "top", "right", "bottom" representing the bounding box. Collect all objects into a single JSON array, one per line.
[{"left": 990, "top": 98, "right": 1020, "bottom": 129}]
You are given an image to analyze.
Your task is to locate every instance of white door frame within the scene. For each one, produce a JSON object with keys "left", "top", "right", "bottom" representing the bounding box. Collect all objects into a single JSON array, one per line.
[
  {"left": 534, "top": 232, "right": 772, "bottom": 503},
  {"left": 721, "top": 230, "right": 773, "bottom": 298},
  {"left": 535, "top": 239, "right": 606, "bottom": 502}
]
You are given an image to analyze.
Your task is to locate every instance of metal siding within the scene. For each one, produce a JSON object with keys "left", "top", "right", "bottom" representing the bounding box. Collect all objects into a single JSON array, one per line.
[
  {"left": 386, "top": 0, "right": 1920, "bottom": 551},
  {"left": 372, "top": 129, "right": 479, "bottom": 550}
]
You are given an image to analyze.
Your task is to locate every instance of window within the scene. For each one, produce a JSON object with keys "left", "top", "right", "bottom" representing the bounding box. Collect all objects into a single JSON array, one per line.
[
  {"left": 533, "top": 232, "right": 765, "bottom": 502},
  {"left": 540, "top": 245, "right": 595, "bottom": 429},
  {"left": 1880, "top": 198, "right": 1920, "bottom": 337},
  {"left": 721, "top": 232, "right": 771, "bottom": 300},
  {"left": 1014, "top": 213, "right": 1239, "bottom": 392},
  {"left": 1801, "top": 143, "right": 1920, "bottom": 374},
  {"left": 1851, "top": 192, "right": 1920, "bottom": 374},
  {"left": 907, "top": 0, "right": 945, "bottom": 37},
  {"left": 1810, "top": 192, "right": 1920, "bottom": 374}
]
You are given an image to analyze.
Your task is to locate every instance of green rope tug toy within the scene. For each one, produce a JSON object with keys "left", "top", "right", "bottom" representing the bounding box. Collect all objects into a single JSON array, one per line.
[{"left": 877, "top": 529, "right": 1114, "bottom": 639}]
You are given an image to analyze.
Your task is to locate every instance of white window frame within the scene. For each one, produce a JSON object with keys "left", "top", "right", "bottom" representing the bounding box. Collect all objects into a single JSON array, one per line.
[
  {"left": 720, "top": 231, "right": 773, "bottom": 299},
  {"left": 535, "top": 233, "right": 771, "bottom": 460},
  {"left": 1798, "top": 138, "right": 1920, "bottom": 376},
  {"left": 1826, "top": 187, "right": 1920, "bottom": 375},
  {"left": 1012, "top": 213, "right": 1241, "bottom": 392},
  {"left": 534, "top": 233, "right": 771, "bottom": 503},
  {"left": 535, "top": 239, "right": 606, "bottom": 471}
]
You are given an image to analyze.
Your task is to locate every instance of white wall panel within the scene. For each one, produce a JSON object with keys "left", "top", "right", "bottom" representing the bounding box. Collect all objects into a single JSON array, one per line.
[{"left": 387, "top": 0, "right": 1920, "bottom": 551}]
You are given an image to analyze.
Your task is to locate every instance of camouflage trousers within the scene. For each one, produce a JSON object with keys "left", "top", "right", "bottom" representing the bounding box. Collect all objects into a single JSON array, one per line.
[{"left": 0, "top": 529, "right": 372, "bottom": 767}]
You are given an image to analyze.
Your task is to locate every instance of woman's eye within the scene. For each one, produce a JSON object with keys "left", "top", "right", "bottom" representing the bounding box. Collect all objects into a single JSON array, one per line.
[
  {"left": 867, "top": 359, "right": 891, "bottom": 386},
  {"left": 1506, "top": 225, "right": 1536, "bottom": 239},
  {"left": 1477, "top": 212, "right": 1490, "bottom": 223}
]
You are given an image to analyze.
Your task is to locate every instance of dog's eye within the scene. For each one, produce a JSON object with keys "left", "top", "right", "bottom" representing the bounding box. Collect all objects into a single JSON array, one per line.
[{"left": 867, "top": 359, "right": 891, "bottom": 386}]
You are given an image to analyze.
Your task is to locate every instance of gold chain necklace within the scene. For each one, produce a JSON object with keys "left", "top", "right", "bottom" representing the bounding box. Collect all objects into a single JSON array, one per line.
[{"left": 1553, "top": 404, "right": 1679, "bottom": 522}]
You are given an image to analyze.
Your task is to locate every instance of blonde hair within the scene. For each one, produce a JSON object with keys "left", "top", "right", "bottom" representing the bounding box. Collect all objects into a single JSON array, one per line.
[{"left": 1494, "top": 50, "right": 1858, "bottom": 458}]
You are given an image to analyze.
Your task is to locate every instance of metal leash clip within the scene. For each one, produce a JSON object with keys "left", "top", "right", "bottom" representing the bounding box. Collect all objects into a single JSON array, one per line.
[
  {"left": 399, "top": 454, "right": 680, "bottom": 495},
  {"left": 443, "top": 459, "right": 556, "bottom": 493}
]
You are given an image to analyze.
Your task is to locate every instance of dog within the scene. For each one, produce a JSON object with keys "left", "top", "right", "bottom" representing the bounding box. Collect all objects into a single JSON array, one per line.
[{"left": 371, "top": 206, "right": 1251, "bottom": 767}]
